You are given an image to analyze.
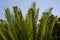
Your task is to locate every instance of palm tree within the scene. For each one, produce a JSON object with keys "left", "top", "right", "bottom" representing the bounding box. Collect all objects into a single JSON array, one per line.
[{"left": 0, "top": 2, "right": 59, "bottom": 40}]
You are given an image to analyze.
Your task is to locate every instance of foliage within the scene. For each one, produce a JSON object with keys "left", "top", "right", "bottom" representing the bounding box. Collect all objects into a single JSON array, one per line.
[{"left": 0, "top": 2, "right": 60, "bottom": 40}]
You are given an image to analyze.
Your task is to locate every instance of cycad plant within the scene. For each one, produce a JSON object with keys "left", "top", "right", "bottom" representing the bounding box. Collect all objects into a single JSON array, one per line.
[{"left": 0, "top": 2, "right": 59, "bottom": 40}]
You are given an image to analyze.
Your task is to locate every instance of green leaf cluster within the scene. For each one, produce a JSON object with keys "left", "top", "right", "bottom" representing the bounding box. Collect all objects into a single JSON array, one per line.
[{"left": 0, "top": 2, "right": 60, "bottom": 40}]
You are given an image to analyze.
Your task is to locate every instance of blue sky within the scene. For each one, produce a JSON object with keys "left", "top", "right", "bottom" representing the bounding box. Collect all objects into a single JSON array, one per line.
[{"left": 0, "top": 0, "right": 60, "bottom": 20}]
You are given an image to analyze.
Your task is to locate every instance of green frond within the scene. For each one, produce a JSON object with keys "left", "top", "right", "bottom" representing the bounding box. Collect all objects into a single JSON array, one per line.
[{"left": 0, "top": 2, "right": 60, "bottom": 40}]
